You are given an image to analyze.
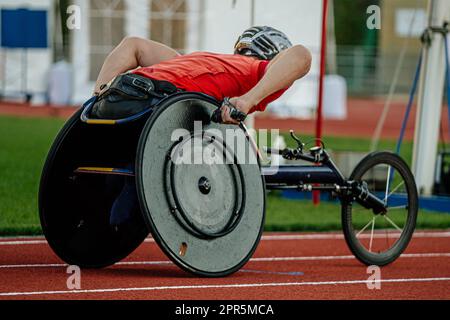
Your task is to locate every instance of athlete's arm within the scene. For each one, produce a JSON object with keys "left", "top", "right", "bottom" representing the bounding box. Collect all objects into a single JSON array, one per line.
[
  {"left": 221, "top": 45, "right": 312, "bottom": 124},
  {"left": 94, "top": 37, "right": 180, "bottom": 94}
]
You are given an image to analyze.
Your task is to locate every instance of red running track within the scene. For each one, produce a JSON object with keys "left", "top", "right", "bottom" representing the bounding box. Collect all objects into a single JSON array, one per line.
[{"left": 0, "top": 231, "right": 449, "bottom": 300}]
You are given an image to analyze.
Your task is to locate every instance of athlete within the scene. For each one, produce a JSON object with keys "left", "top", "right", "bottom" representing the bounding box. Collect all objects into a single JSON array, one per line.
[
  {"left": 92, "top": 26, "right": 312, "bottom": 225},
  {"left": 93, "top": 26, "right": 312, "bottom": 124}
]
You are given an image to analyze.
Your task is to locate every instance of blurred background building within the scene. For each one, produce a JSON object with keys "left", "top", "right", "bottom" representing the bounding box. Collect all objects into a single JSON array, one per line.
[
  {"left": 333, "top": 0, "right": 427, "bottom": 96},
  {"left": 67, "top": 0, "right": 324, "bottom": 111},
  {"left": 0, "top": 0, "right": 322, "bottom": 110}
]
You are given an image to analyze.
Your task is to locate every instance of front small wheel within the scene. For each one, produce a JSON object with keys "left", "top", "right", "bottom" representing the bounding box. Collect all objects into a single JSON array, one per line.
[{"left": 341, "top": 152, "right": 418, "bottom": 266}]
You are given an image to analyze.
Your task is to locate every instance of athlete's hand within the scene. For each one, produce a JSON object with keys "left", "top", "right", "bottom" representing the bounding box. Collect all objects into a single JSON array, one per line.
[{"left": 220, "top": 97, "right": 253, "bottom": 124}]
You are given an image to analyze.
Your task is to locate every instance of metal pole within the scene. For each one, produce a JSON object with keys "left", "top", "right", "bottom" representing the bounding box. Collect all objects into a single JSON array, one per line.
[
  {"left": 313, "top": 0, "right": 328, "bottom": 205},
  {"left": 250, "top": 0, "right": 255, "bottom": 26},
  {"left": 22, "top": 49, "right": 28, "bottom": 102},
  {"left": 327, "top": 0, "right": 337, "bottom": 74},
  {"left": 412, "top": 0, "right": 450, "bottom": 195},
  {"left": 1, "top": 50, "right": 6, "bottom": 98}
]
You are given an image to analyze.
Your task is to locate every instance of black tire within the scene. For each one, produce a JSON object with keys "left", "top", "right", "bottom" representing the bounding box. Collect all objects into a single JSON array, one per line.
[
  {"left": 341, "top": 151, "right": 418, "bottom": 266},
  {"left": 39, "top": 109, "right": 149, "bottom": 268}
]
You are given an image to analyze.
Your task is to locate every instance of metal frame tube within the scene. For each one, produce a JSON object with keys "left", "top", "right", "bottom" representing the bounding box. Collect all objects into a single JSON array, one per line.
[{"left": 262, "top": 165, "right": 341, "bottom": 187}]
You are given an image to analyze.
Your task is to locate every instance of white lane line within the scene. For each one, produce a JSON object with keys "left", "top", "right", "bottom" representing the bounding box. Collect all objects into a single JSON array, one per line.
[
  {"left": 0, "top": 236, "right": 45, "bottom": 240},
  {"left": 0, "top": 240, "right": 48, "bottom": 246},
  {"left": 1, "top": 253, "right": 449, "bottom": 269},
  {"left": 1, "top": 277, "right": 449, "bottom": 297},
  {"left": 0, "top": 263, "right": 67, "bottom": 269},
  {"left": 252, "top": 252, "right": 450, "bottom": 262},
  {"left": 0, "top": 261, "right": 173, "bottom": 269},
  {"left": 1, "top": 231, "right": 449, "bottom": 246}
]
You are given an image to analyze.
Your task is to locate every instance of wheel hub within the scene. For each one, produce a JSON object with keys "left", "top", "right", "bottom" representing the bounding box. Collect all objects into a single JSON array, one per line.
[{"left": 198, "top": 176, "right": 211, "bottom": 195}]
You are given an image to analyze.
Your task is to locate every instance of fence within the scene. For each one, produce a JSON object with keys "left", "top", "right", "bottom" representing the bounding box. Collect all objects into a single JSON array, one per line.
[{"left": 335, "top": 45, "right": 421, "bottom": 96}]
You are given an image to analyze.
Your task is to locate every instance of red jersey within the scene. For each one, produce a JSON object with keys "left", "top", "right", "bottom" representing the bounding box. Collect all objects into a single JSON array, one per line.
[{"left": 132, "top": 52, "right": 287, "bottom": 113}]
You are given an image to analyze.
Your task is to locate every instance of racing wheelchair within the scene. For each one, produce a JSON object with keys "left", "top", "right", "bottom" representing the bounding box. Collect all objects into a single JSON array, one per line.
[{"left": 39, "top": 91, "right": 418, "bottom": 277}]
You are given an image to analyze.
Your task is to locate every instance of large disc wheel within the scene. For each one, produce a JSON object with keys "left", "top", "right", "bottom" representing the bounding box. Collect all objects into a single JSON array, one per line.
[
  {"left": 136, "top": 93, "right": 266, "bottom": 277},
  {"left": 341, "top": 152, "right": 418, "bottom": 266},
  {"left": 39, "top": 110, "right": 149, "bottom": 268}
]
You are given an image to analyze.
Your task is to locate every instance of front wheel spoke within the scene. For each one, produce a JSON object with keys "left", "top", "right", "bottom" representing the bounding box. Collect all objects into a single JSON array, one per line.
[
  {"left": 369, "top": 217, "right": 376, "bottom": 252},
  {"left": 384, "top": 166, "right": 392, "bottom": 205},
  {"left": 384, "top": 181, "right": 405, "bottom": 202},
  {"left": 356, "top": 218, "right": 375, "bottom": 237},
  {"left": 383, "top": 215, "right": 403, "bottom": 233}
]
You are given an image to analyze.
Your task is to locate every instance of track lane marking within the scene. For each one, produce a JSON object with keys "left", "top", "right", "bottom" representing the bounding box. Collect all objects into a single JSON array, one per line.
[
  {"left": 260, "top": 232, "right": 450, "bottom": 240},
  {"left": 0, "top": 253, "right": 449, "bottom": 269},
  {"left": 1, "top": 277, "right": 449, "bottom": 297},
  {"left": 1, "top": 231, "right": 449, "bottom": 246},
  {"left": 0, "top": 240, "right": 48, "bottom": 245},
  {"left": 252, "top": 252, "right": 450, "bottom": 261}
]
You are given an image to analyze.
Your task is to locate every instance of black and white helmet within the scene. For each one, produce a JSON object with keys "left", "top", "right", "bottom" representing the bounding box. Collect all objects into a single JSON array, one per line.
[{"left": 234, "top": 26, "right": 293, "bottom": 60}]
